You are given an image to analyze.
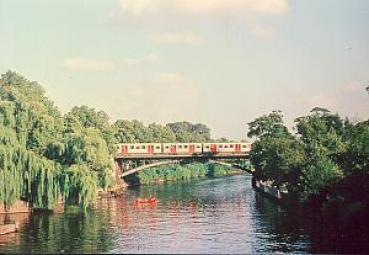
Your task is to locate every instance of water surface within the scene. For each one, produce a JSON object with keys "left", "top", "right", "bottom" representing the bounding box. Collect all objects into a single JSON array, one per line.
[{"left": 0, "top": 174, "right": 311, "bottom": 254}]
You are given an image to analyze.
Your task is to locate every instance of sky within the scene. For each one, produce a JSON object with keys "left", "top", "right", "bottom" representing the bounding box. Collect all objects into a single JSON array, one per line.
[{"left": 0, "top": 0, "right": 369, "bottom": 140}]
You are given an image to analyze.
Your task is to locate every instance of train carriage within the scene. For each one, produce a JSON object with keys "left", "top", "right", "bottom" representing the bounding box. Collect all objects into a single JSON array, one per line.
[
  {"left": 239, "top": 143, "right": 252, "bottom": 153},
  {"left": 162, "top": 143, "right": 202, "bottom": 154},
  {"left": 117, "top": 143, "right": 162, "bottom": 154},
  {"left": 203, "top": 143, "right": 252, "bottom": 154},
  {"left": 117, "top": 142, "right": 252, "bottom": 155}
]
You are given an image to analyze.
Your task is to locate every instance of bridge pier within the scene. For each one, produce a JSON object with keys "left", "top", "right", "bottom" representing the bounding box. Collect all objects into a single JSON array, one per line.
[{"left": 114, "top": 161, "right": 123, "bottom": 178}]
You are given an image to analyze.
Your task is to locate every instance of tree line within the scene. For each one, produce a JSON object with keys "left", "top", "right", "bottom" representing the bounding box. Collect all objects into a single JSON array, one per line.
[
  {"left": 248, "top": 104, "right": 369, "bottom": 210},
  {"left": 0, "top": 71, "right": 212, "bottom": 210}
]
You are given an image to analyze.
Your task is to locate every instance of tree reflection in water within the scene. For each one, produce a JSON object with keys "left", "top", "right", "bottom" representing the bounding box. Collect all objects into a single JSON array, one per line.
[
  {"left": 3, "top": 175, "right": 365, "bottom": 254},
  {"left": 0, "top": 208, "right": 115, "bottom": 254}
]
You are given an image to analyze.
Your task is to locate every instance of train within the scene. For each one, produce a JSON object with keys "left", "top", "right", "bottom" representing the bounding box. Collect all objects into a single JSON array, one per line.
[{"left": 117, "top": 143, "right": 252, "bottom": 155}]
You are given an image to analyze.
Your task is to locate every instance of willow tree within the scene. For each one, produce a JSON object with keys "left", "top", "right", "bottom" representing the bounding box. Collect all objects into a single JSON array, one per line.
[{"left": 0, "top": 71, "right": 112, "bottom": 209}]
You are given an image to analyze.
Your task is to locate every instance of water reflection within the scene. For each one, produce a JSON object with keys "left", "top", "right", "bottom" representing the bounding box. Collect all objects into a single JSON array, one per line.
[
  {"left": 253, "top": 193, "right": 310, "bottom": 253},
  {"left": 1, "top": 174, "right": 313, "bottom": 254}
]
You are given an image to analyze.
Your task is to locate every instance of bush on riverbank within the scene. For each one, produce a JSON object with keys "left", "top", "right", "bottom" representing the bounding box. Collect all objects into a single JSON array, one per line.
[
  {"left": 248, "top": 106, "right": 369, "bottom": 252},
  {"left": 247, "top": 107, "right": 369, "bottom": 204},
  {"left": 247, "top": 105, "right": 369, "bottom": 249},
  {"left": 134, "top": 163, "right": 237, "bottom": 185}
]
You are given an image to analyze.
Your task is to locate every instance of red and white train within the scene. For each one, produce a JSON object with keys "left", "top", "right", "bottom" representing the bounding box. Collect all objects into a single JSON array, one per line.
[{"left": 117, "top": 143, "right": 252, "bottom": 155}]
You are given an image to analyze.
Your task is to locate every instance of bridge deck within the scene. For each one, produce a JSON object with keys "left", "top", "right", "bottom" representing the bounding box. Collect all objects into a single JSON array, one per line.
[{"left": 115, "top": 153, "right": 249, "bottom": 160}]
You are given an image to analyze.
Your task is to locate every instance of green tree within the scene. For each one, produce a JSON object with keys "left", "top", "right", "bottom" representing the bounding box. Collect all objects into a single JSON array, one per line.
[
  {"left": 0, "top": 71, "right": 113, "bottom": 209},
  {"left": 295, "top": 108, "right": 347, "bottom": 166},
  {"left": 247, "top": 111, "right": 304, "bottom": 190},
  {"left": 213, "top": 137, "right": 234, "bottom": 142},
  {"left": 113, "top": 120, "right": 211, "bottom": 143},
  {"left": 147, "top": 123, "right": 176, "bottom": 143},
  {"left": 248, "top": 108, "right": 345, "bottom": 200},
  {"left": 167, "top": 121, "right": 211, "bottom": 142},
  {"left": 0, "top": 71, "right": 65, "bottom": 209},
  {"left": 247, "top": 110, "right": 289, "bottom": 139},
  {"left": 344, "top": 120, "right": 369, "bottom": 173},
  {"left": 66, "top": 106, "right": 115, "bottom": 152}
]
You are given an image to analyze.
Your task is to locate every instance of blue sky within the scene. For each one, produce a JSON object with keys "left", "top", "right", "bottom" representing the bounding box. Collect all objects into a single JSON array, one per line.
[{"left": 1, "top": 0, "right": 368, "bottom": 140}]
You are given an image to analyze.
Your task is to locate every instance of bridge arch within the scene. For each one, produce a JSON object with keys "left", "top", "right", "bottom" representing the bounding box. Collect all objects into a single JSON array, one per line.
[
  {"left": 207, "top": 160, "right": 233, "bottom": 168},
  {"left": 120, "top": 160, "right": 180, "bottom": 178},
  {"left": 119, "top": 158, "right": 252, "bottom": 178}
]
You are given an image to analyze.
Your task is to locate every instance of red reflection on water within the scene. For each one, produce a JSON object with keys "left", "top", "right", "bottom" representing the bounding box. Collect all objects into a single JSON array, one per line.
[{"left": 0, "top": 213, "right": 29, "bottom": 246}]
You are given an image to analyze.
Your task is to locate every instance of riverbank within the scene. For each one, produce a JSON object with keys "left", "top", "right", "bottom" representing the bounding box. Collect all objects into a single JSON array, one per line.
[
  {"left": 252, "top": 174, "right": 369, "bottom": 253},
  {"left": 1, "top": 174, "right": 366, "bottom": 253},
  {"left": 252, "top": 178, "right": 283, "bottom": 200}
]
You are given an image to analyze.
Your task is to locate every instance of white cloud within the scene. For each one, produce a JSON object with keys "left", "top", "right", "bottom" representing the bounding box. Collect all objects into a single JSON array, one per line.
[
  {"left": 62, "top": 58, "right": 115, "bottom": 71},
  {"left": 251, "top": 25, "right": 277, "bottom": 38},
  {"left": 121, "top": 53, "right": 159, "bottom": 67},
  {"left": 120, "top": 0, "right": 160, "bottom": 16},
  {"left": 120, "top": 0, "right": 290, "bottom": 16},
  {"left": 150, "top": 32, "right": 205, "bottom": 46},
  {"left": 62, "top": 53, "right": 159, "bottom": 71},
  {"left": 176, "top": 0, "right": 289, "bottom": 15},
  {"left": 156, "top": 72, "right": 186, "bottom": 83},
  {"left": 114, "top": 1, "right": 289, "bottom": 43}
]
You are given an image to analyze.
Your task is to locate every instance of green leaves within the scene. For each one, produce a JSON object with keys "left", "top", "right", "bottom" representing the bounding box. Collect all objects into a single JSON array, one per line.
[
  {"left": 344, "top": 121, "right": 369, "bottom": 173},
  {"left": 249, "top": 108, "right": 369, "bottom": 203},
  {"left": 64, "top": 164, "right": 98, "bottom": 209},
  {"left": 247, "top": 108, "right": 364, "bottom": 202},
  {"left": 0, "top": 71, "right": 216, "bottom": 210},
  {"left": 300, "top": 157, "right": 342, "bottom": 201},
  {"left": 136, "top": 163, "right": 232, "bottom": 184},
  {"left": 167, "top": 121, "right": 211, "bottom": 142},
  {"left": 113, "top": 120, "right": 211, "bottom": 144},
  {"left": 0, "top": 72, "right": 113, "bottom": 209},
  {"left": 247, "top": 110, "right": 289, "bottom": 139}
]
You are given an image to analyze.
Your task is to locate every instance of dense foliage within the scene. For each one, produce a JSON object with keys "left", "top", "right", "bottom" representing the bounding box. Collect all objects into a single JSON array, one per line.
[
  {"left": 248, "top": 106, "right": 369, "bottom": 205},
  {"left": 248, "top": 105, "right": 369, "bottom": 252},
  {"left": 113, "top": 120, "right": 211, "bottom": 144},
  {"left": 0, "top": 71, "right": 115, "bottom": 209},
  {"left": 166, "top": 121, "right": 211, "bottom": 142},
  {"left": 0, "top": 71, "right": 214, "bottom": 210},
  {"left": 134, "top": 163, "right": 236, "bottom": 185}
]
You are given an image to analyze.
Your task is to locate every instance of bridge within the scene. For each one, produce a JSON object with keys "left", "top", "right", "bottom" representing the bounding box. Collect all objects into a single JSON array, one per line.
[
  {"left": 115, "top": 153, "right": 249, "bottom": 160},
  {"left": 114, "top": 151, "right": 251, "bottom": 178}
]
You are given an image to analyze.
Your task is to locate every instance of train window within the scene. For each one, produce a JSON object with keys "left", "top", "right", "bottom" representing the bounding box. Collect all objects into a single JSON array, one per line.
[
  {"left": 184, "top": 145, "right": 188, "bottom": 148},
  {"left": 242, "top": 145, "right": 247, "bottom": 148},
  {"left": 130, "top": 145, "right": 134, "bottom": 149},
  {"left": 219, "top": 145, "right": 223, "bottom": 148},
  {"left": 178, "top": 145, "right": 183, "bottom": 149},
  {"left": 196, "top": 145, "right": 201, "bottom": 148},
  {"left": 205, "top": 145, "right": 209, "bottom": 148},
  {"left": 225, "top": 145, "right": 229, "bottom": 148},
  {"left": 165, "top": 146, "right": 169, "bottom": 149},
  {"left": 155, "top": 146, "right": 160, "bottom": 149},
  {"left": 116, "top": 145, "right": 120, "bottom": 150},
  {"left": 136, "top": 146, "right": 140, "bottom": 149},
  {"left": 230, "top": 145, "right": 234, "bottom": 148},
  {"left": 141, "top": 145, "right": 146, "bottom": 149}
]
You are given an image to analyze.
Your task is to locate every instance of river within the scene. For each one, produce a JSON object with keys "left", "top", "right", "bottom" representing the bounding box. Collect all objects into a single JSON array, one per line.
[{"left": 0, "top": 174, "right": 332, "bottom": 254}]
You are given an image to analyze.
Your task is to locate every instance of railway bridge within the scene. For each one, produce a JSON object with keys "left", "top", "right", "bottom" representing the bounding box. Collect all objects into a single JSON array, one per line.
[{"left": 114, "top": 152, "right": 251, "bottom": 178}]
